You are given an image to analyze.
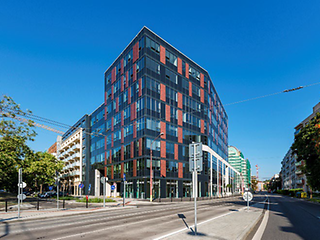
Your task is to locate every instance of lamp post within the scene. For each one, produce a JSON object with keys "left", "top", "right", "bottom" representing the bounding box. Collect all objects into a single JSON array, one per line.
[{"left": 150, "top": 132, "right": 164, "bottom": 202}]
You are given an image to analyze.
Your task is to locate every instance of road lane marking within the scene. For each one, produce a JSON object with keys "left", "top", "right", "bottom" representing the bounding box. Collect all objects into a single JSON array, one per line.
[{"left": 252, "top": 195, "right": 269, "bottom": 240}]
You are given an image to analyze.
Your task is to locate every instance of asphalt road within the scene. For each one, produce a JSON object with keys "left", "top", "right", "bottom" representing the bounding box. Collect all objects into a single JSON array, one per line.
[
  {"left": 0, "top": 195, "right": 265, "bottom": 240},
  {"left": 261, "top": 194, "right": 320, "bottom": 240}
]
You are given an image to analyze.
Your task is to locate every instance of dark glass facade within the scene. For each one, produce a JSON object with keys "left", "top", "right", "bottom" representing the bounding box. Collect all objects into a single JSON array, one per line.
[{"left": 89, "top": 27, "right": 229, "bottom": 198}]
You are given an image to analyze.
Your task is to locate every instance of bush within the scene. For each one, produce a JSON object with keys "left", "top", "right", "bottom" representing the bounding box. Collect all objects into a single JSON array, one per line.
[{"left": 76, "top": 197, "right": 116, "bottom": 203}]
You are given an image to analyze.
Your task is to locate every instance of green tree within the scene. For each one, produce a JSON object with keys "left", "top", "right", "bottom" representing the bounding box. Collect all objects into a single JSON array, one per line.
[
  {"left": 24, "top": 151, "right": 63, "bottom": 193},
  {"left": 0, "top": 95, "right": 36, "bottom": 192},
  {"left": 292, "top": 113, "right": 320, "bottom": 191}
]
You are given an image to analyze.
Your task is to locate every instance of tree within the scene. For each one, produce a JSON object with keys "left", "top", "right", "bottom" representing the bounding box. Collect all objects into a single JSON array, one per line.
[
  {"left": 24, "top": 151, "right": 64, "bottom": 193},
  {"left": 292, "top": 113, "right": 320, "bottom": 191},
  {"left": 0, "top": 95, "right": 36, "bottom": 192}
]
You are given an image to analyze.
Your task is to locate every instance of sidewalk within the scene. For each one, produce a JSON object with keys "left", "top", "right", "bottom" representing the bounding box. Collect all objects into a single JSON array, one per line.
[{"left": 156, "top": 199, "right": 267, "bottom": 240}]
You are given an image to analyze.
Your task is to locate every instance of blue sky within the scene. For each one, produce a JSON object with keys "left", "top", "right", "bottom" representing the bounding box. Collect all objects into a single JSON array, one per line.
[{"left": 1, "top": 1, "right": 320, "bottom": 179}]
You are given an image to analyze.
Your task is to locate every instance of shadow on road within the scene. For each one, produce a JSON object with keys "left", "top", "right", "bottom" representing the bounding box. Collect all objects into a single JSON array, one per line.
[{"left": 0, "top": 222, "right": 9, "bottom": 239}]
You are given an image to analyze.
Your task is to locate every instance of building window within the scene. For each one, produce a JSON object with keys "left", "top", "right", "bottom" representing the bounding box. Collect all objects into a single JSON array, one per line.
[
  {"left": 166, "top": 123, "right": 177, "bottom": 137},
  {"left": 146, "top": 118, "right": 160, "bottom": 131},
  {"left": 146, "top": 57, "right": 160, "bottom": 75},
  {"left": 192, "top": 84, "right": 200, "bottom": 97},
  {"left": 146, "top": 77, "right": 160, "bottom": 93},
  {"left": 165, "top": 50, "right": 177, "bottom": 66},
  {"left": 146, "top": 97, "right": 161, "bottom": 113},
  {"left": 124, "top": 49, "right": 133, "bottom": 67},
  {"left": 165, "top": 68, "right": 178, "bottom": 84},
  {"left": 146, "top": 37, "right": 160, "bottom": 54},
  {"left": 189, "top": 66, "right": 200, "bottom": 80}
]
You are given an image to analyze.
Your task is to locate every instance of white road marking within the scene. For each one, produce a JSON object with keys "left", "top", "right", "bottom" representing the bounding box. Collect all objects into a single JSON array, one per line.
[{"left": 252, "top": 195, "right": 269, "bottom": 240}]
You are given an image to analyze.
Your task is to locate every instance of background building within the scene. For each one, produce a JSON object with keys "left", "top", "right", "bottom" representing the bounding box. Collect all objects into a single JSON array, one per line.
[{"left": 228, "top": 146, "right": 251, "bottom": 189}]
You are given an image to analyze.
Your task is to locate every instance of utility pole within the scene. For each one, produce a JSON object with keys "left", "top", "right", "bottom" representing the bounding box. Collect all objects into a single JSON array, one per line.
[{"left": 18, "top": 168, "right": 22, "bottom": 219}]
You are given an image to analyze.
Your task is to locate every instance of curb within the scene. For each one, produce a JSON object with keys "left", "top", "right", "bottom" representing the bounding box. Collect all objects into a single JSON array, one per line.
[{"left": 239, "top": 198, "right": 268, "bottom": 240}]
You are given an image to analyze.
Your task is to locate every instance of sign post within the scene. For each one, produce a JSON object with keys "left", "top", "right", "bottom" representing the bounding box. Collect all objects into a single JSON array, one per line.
[
  {"left": 17, "top": 168, "right": 22, "bottom": 219},
  {"left": 123, "top": 174, "right": 126, "bottom": 207},
  {"left": 101, "top": 177, "right": 108, "bottom": 207},
  {"left": 189, "top": 142, "right": 203, "bottom": 236},
  {"left": 56, "top": 171, "right": 60, "bottom": 210},
  {"left": 243, "top": 188, "right": 253, "bottom": 210}
]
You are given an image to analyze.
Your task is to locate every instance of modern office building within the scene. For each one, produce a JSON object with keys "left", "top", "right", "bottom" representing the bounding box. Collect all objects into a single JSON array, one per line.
[
  {"left": 90, "top": 26, "right": 237, "bottom": 199},
  {"left": 228, "top": 146, "right": 251, "bottom": 189}
]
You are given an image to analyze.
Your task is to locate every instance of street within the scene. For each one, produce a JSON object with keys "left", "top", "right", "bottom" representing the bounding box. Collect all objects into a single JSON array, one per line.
[
  {"left": 0, "top": 195, "right": 261, "bottom": 240},
  {"left": 259, "top": 194, "right": 320, "bottom": 240}
]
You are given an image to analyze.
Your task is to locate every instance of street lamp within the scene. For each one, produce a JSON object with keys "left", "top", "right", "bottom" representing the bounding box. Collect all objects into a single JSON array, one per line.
[{"left": 150, "top": 132, "right": 164, "bottom": 202}]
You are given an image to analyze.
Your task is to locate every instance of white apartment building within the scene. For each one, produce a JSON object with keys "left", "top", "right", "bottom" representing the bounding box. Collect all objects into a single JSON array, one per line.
[{"left": 57, "top": 128, "right": 83, "bottom": 195}]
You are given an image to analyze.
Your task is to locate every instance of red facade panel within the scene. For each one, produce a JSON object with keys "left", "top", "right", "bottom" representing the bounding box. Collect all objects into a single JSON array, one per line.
[
  {"left": 161, "top": 160, "right": 166, "bottom": 177},
  {"left": 139, "top": 138, "right": 143, "bottom": 156},
  {"left": 139, "top": 78, "right": 142, "bottom": 97},
  {"left": 121, "top": 128, "right": 124, "bottom": 143},
  {"left": 121, "top": 162, "right": 124, "bottom": 178},
  {"left": 133, "top": 121, "right": 137, "bottom": 138},
  {"left": 121, "top": 75, "right": 124, "bottom": 92},
  {"left": 178, "top": 162, "right": 183, "bottom": 178},
  {"left": 126, "top": 71, "right": 129, "bottom": 88},
  {"left": 178, "top": 110, "right": 183, "bottom": 126},
  {"left": 116, "top": 97, "right": 119, "bottom": 113},
  {"left": 160, "top": 45, "right": 166, "bottom": 64},
  {"left": 208, "top": 81, "right": 210, "bottom": 94},
  {"left": 111, "top": 85, "right": 114, "bottom": 100},
  {"left": 104, "top": 107, "right": 107, "bottom": 120},
  {"left": 111, "top": 133, "right": 114, "bottom": 147},
  {"left": 200, "top": 73, "right": 204, "bottom": 88},
  {"left": 174, "top": 144, "right": 178, "bottom": 160},
  {"left": 200, "top": 89, "right": 204, "bottom": 103},
  {"left": 178, "top": 127, "right": 183, "bottom": 143},
  {"left": 121, "top": 58, "right": 124, "bottom": 75},
  {"left": 111, "top": 67, "right": 116, "bottom": 84},
  {"left": 111, "top": 117, "right": 114, "bottom": 131},
  {"left": 160, "top": 141, "right": 166, "bottom": 158},
  {"left": 133, "top": 63, "right": 137, "bottom": 82},
  {"left": 189, "top": 82, "right": 192, "bottom": 97},
  {"left": 111, "top": 165, "right": 114, "bottom": 179},
  {"left": 160, "top": 84, "right": 166, "bottom": 102},
  {"left": 131, "top": 142, "right": 134, "bottom": 158},
  {"left": 133, "top": 159, "right": 137, "bottom": 177},
  {"left": 121, "top": 110, "right": 124, "bottom": 126},
  {"left": 165, "top": 105, "right": 170, "bottom": 122},
  {"left": 185, "top": 63, "right": 189, "bottom": 79},
  {"left": 109, "top": 150, "right": 112, "bottom": 163},
  {"left": 104, "top": 91, "right": 107, "bottom": 105},
  {"left": 130, "top": 102, "right": 136, "bottom": 121},
  {"left": 133, "top": 42, "right": 139, "bottom": 63},
  {"left": 178, "top": 92, "right": 182, "bottom": 109},
  {"left": 160, "top": 121, "right": 166, "bottom": 139},
  {"left": 121, "top": 145, "right": 124, "bottom": 161},
  {"left": 177, "top": 58, "right": 182, "bottom": 74},
  {"left": 128, "top": 88, "right": 131, "bottom": 104},
  {"left": 201, "top": 119, "right": 205, "bottom": 134}
]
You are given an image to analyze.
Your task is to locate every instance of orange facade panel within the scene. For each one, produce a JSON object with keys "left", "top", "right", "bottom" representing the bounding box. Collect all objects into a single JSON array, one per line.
[
  {"left": 177, "top": 58, "right": 182, "bottom": 74},
  {"left": 139, "top": 138, "right": 142, "bottom": 156},
  {"left": 133, "top": 42, "right": 139, "bottom": 63},
  {"left": 131, "top": 142, "right": 134, "bottom": 158},
  {"left": 121, "top": 145, "right": 124, "bottom": 161},
  {"left": 200, "top": 89, "right": 204, "bottom": 103},
  {"left": 128, "top": 87, "right": 131, "bottom": 104},
  {"left": 165, "top": 105, "right": 170, "bottom": 122},
  {"left": 139, "top": 78, "right": 142, "bottom": 97},
  {"left": 133, "top": 121, "right": 137, "bottom": 138},
  {"left": 133, "top": 63, "right": 137, "bottom": 82},
  {"left": 161, "top": 141, "right": 166, "bottom": 158},
  {"left": 160, "top": 121, "right": 166, "bottom": 139},
  {"left": 178, "top": 110, "right": 183, "bottom": 126},
  {"left": 160, "top": 45, "right": 166, "bottom": 64},
  {"left": 200, "top": 73, "right": 204, "bottom": 88},
  {"left": 160, "top": 83, "right": 166, "bottom": 102},
  {"left": 133, "top": 159, "right": 137, "bottom": 177},
  {"left": 178, "top": 92, "right": 182, "bottom": 109},
  {"left": 185, "top": 62, "right": 189, "bottom": 79},
  {"left": 174, "top": 144, "right": 178, "bottom": 160},
  {"left": 189, "top": 81, "right": 192, "bottom": 97},
  {"left": 121, "top": 162, "right": 124, "bottom": 178},
  {"left": 178, "top": 127, "right": 183, "bottom": 143},
  {"left": 201, "top": 119, "right": 205, "bottom": 134},
  {"left": 121, "top": 58, "right": 124, "bottom": 75},
  {"left": 161, "top": 160, "right": 166, "bottom": 177},
  {"left": 121, "top": 75, "right": 124, "bottom": 92},
  {"left": 178, "top": 162, "right": 183, "bottom": 178}
]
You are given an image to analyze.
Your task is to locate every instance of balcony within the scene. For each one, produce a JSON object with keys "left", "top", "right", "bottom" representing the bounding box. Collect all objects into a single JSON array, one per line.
[
  {"left": 295, "top": 169, "right": 303, "bottom": 175},
  {"left": 295, "top": 161, "right": 303, "bottom": 167}
]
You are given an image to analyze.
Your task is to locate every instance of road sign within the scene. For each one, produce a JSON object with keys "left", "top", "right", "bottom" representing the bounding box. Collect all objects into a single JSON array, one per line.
[
  {"left": 17, "top": 182, "right": 26, "bottom": 188},
  {"left": 101, "top": 177, "right": 105, "bottom": 183},
  {"left": 17, "top": 194, "right": 26, "bottom": 200},
  {"left": 111, "top": 185, "right": 115, "bottom": 191},
  {"left": 49, "top": 186, "right": 53, "bottom": 191},
  {"left": 79, "top": 183, "right": 84, "bottom": 189},
  {"left": 189, "top": 143, "right": 203, "bottom": 158},
  {"left": 189, "top": 157, "right": 203, "bottom": 172},
  {"left": 243, "top": 192, "right": 253, "bottom": 202},
  {"left": 88, "top": 184, "right": 91, "bottom": 192},
  {"left": 123, "top": 173, "right": 126, "bottom": 181}
]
